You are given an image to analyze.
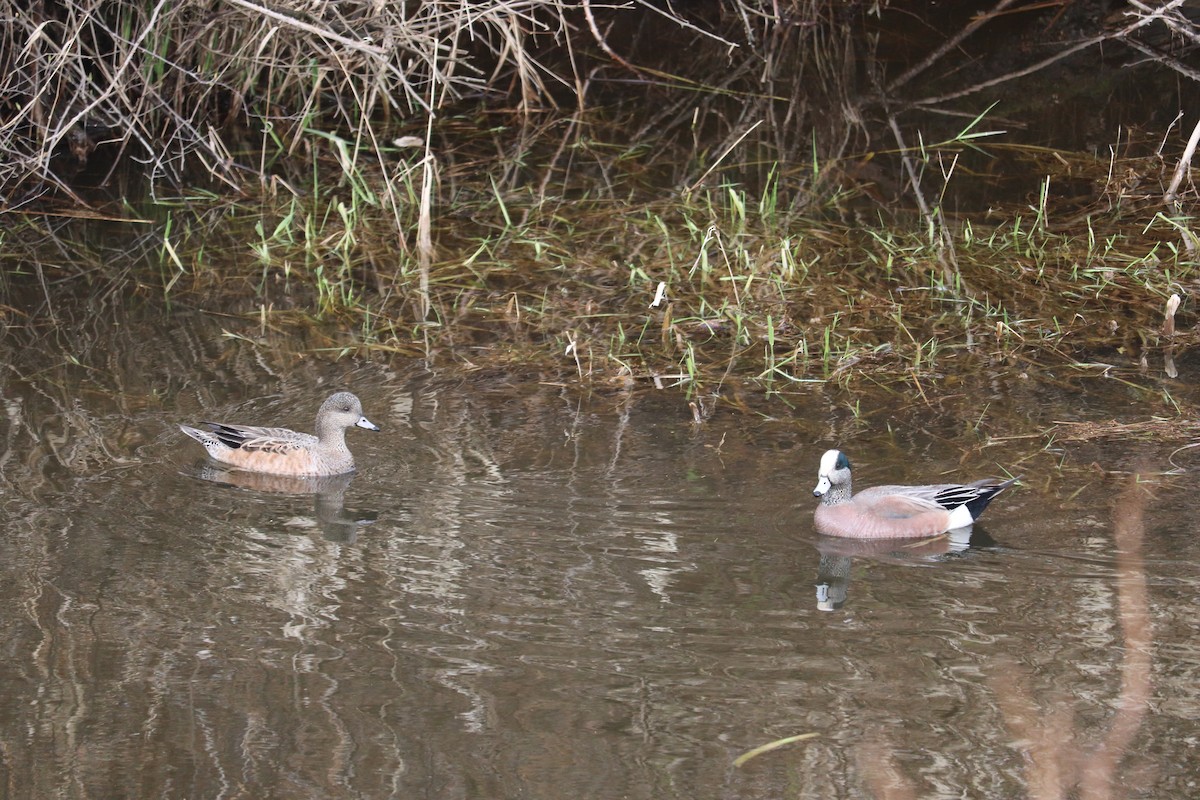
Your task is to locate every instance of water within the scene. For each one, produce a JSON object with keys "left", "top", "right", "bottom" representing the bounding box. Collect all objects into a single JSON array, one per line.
[{"left": 1, "top": 300, "right": 1198, "bottom": 799}]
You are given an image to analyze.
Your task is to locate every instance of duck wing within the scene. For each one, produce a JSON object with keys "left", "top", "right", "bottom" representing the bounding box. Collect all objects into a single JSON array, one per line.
[
  {"left": 201, "top": 423, "right": 317, "bottom": 454},
  {"left": 862, "top": 479, "right": 1017, "bottom": 516},
  {"left": 854, "top": 486, "right": 946, "bottom": 519}
]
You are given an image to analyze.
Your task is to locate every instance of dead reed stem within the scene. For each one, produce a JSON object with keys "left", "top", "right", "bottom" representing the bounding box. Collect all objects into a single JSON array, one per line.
[{"left": 1164, "top": 116, "right": 1200, "bottom": 255}]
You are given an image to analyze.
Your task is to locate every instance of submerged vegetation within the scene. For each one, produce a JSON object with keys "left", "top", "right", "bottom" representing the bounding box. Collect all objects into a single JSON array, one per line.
[{"left": 2, "top": 0, "right": 1199, "bottom": 410}]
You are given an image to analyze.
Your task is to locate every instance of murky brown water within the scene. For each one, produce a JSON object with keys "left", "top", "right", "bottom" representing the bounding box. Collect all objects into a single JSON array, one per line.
[{"left": 2, "top": 298, "right": 1198, "bottom": 799}]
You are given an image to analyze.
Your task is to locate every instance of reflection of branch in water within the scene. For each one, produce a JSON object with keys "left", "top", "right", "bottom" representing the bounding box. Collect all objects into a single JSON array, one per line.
[
  {"left": 1081, "top": 471, "right": 1152, "bottom": 798},
  {"left": 993, "top": 471, "right": 1152, "bottom": 800},
  {"left": 855, "top": 737, "right": 917, "bottom": 800},
  {"left": 855, "top": 472, "right": 1153, "bottom": 798},
  {"left": 990, "top": 665, "right": 1076, "bottom": 799}
]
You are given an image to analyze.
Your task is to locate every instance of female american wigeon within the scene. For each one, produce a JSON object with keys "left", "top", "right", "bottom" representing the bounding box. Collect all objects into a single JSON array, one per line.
[
  {"left": 179, "top": 391, "right": 379, "bottom": 477},
  {"left": 812, "top": 449, "right": 1018, "bottom": 538}
]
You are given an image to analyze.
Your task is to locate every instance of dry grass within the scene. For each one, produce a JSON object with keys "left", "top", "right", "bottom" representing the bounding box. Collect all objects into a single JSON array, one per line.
[
  {"left": 0, "top": 0, "right": 759, "bottom": 200},
  {"left": 6, "top": 0, "right": 1196, "bottom": 205},
  {"left": 1051, "top": 418, "right": 1200, "bottom": 441}
]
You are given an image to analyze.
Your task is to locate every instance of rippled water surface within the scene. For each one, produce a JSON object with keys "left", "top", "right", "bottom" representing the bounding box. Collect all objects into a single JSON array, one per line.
[{"left": 2, "top": 303, "right": 1198, "bottom": 799}]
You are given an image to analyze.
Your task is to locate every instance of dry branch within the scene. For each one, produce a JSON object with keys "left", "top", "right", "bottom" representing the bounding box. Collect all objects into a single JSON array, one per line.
[{"left": 908, "top": 0, "right": 1191, "bottom": 109}]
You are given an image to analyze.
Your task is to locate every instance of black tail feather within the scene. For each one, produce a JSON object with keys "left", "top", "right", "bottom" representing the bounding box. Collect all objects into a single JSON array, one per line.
[
  {"left": 203, "top": 422, "right": 248, "bottom": 450},
  {"left": 962, "top": 475, "right": 1021, "bottom": 520}
]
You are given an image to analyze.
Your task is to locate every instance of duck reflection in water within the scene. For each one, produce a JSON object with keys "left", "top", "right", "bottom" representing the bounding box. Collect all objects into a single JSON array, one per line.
[
  {"left": 186, "top": 463, "right": 378, "bottom": 543},
  {"left": 814, "top": 527, "right": 995, "bottom": 611}
]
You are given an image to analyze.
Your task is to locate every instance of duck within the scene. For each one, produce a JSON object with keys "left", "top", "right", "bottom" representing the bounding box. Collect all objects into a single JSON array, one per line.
[
  {"left": 812, "top": 449, "right": 1018, "bottom": 538},
  {"left": 179, "top": 391, "right": 379, "bottom": 477}
]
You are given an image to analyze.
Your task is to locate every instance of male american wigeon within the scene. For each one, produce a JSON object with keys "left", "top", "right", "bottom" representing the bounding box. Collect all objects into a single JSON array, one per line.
[
  {"left": 812, "top": 449, "right": 1018, "bottom": 538},
  {"left": 179, "top": 391, "right": 379, "bottom": 477}
]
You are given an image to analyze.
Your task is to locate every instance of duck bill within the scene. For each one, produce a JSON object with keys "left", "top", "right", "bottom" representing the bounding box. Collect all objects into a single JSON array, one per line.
[
  {"left": 813, "top": 475, "right": 831, "bottom": 497},
  {"left": 357, "top": 416, "right": 381, "bottom": 431}
]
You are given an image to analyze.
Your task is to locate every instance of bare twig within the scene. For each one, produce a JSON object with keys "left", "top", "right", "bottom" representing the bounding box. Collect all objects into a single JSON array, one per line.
[
  {"left": 886, "top": 113, "right": 959, "bottom": 286},
  {"left": 223, "top": 0, "right": 389, "bottom": 57},
  {"left": 685, "top": 119, "right": 764, "bottom": 194},
  {"left": 886, "top": 0, "right": 1023, "bottom": 93},
  {"left": 909, "top": 0, "right": 1189, "bottom": 108},
  {"left": 582, "top": 0, "right": 643, "bottom": 75}
]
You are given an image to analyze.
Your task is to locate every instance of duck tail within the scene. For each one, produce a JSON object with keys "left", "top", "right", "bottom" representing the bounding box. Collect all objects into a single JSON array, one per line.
[{"left": 964, "top": 475, "right": 1021, "bottom": 520}]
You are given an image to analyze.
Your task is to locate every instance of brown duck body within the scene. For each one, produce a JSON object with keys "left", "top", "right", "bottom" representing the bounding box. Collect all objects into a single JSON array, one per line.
[
  {"left": 812, "top": 449, "right": 1017, "bottom": 539},
  {"left": 179, "top": 392, "right": 379, "bottom": 477}
]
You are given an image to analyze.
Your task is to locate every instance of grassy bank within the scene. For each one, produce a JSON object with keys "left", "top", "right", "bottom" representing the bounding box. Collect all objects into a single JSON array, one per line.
[
  {"left": 3, "top": 1, "right": 1197, "bottom": 418},
  {"left": 7, "top": 113, "right": 1187, "bottom": 419}
]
